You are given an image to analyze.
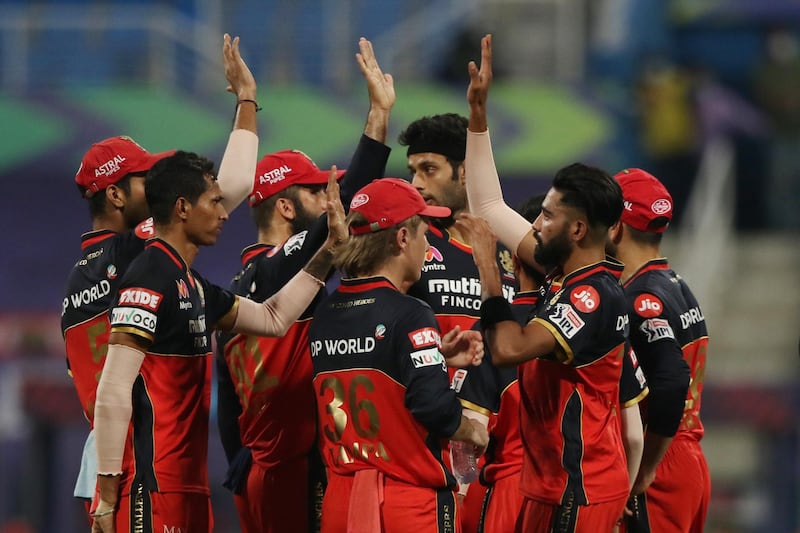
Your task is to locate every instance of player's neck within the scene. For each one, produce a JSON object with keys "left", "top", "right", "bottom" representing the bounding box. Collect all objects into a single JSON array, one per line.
[
  {"left": 258, "top": 225, "right": 292, "bottom": 247},
  {"left": 92, "top": 212, "right": 128, "bottom": 233},
  {"left": 561, "top": 246, "right": 606, "bottom": 279},
  {"left": 618, "top": 244, "right": 661, "bottom": 284},
  {"left": 156, "top": 228, "right": 200, "bottom": 269}
]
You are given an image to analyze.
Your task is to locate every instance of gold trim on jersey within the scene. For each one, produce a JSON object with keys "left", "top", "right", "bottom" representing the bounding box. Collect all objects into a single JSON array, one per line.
[
  {"left": 532, "top": 318, "right": 572, "bottom": 363},
  {"left": 458, "top": 398, "right": 492, "bottom": 417}
]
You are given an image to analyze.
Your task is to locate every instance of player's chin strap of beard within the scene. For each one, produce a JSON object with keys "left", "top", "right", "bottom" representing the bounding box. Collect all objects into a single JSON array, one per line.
[{"left": 347, "top": 470, "right": 383, "bottom": 533}]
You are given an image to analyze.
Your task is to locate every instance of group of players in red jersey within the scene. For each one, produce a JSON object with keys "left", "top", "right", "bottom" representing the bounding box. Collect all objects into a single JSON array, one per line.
[{"left": 61, "top": 31, "right": 709, "bottom": 533}]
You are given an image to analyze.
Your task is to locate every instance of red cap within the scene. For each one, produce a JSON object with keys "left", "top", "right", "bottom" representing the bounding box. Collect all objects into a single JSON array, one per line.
[
  {"left": 75, "top": 136, "right": 175, "bottom": 198},
  {"left": 614, "top": 168, "right": 673, "bottom": 233},
  {"left": 349, "top": 178, "right": 451, "bottom": 235},
  {"left": 249, "top": 149, "right": 345, "bottom": 207}
]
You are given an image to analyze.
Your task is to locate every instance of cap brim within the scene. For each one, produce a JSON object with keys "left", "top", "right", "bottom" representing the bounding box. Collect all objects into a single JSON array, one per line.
[
  {"left": 129, "top": 149, "right": 177, "bottom": 174},
  {"left": 419, "top": 205, "right": 451, "bottom": 218},
  {"left": 295, "top": 168, "right": 346, "bottom": 186}
]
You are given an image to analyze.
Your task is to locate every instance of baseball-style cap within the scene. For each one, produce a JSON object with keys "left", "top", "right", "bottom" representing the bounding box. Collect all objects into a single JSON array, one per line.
[
  {"left": 249, "top": 149, "right": 346, "bottom": 207},
  {"left": 614, "top": 168, "right": 673, "bottom": 233},
  {"left": 349, "top": 178, "right": 451, "bottom": 235},
  {"left": 75, "top": 136, "right": 175, "bottom": 198}
]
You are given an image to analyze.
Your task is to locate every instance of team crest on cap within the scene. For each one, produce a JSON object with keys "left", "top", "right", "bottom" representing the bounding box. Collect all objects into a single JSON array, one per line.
[
  {"left": 351, "top": 193, "right": 369, "bottom": 209},
  {"left": 651, "top": 199, "right": 672, "bottom": 215}
]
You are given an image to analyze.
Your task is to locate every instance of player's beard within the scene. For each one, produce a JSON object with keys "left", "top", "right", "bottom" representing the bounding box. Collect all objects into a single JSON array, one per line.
[
  {"left": 291, "top": 202, "right": 319, "bottom": 235},
  {"left": 429, "top": 171, "right": 466, "bottom": 229},
  {"left": 534, "top": 227, "right": 572, "bottom": 271}
]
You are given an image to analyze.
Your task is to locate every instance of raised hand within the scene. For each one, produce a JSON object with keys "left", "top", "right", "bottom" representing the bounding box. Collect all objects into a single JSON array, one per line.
[
  {"left": 223, "top": 33, "right": 257, "bottom": 101},
  {"left": 357, "top": 37, "right": 395, "bottom": 113},
  {"left": 357, "top": 37, "right": 394, "bottom": 143},
  {"left": 441, "top": 325, "right": 485, "bottom": 368},
  {"left": 467, "top": 34, "right": 493, "bottom": 132},
  {"left": 324, "top": 165, "right": 347, "bottom": 248}
]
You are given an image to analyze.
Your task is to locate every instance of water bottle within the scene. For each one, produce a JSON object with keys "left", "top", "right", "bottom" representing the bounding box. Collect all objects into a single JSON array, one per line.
[{"left": 450, "top": 440, "right": 478, "bottom": 484}]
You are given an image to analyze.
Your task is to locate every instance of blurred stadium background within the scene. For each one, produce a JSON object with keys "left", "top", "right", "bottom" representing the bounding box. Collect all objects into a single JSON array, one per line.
[{"left": 0, "top": 0, "right": 797, "bottom": 531}]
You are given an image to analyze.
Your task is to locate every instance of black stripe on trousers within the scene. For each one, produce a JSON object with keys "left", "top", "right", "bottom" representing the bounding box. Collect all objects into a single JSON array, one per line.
[
  {"left": 129, "top": 483, "right": 153, "bottom": 533},
  {"left": 436, "top": 488, "right": 457, "bottom": 533},
  {"left": 551, "top": 491, "right": 579, "bottom": 533},
  {"left": 626, "top": 492, "right": 652, "bottom": 533},
  {"left": 476, "top": 484, "right": 495, "bottom": 533}
]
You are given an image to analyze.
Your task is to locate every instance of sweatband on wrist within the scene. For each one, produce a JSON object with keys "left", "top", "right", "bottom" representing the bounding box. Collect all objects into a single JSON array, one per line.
[{"left": 480, "top": 296, "right": 515, "bottom": 329}]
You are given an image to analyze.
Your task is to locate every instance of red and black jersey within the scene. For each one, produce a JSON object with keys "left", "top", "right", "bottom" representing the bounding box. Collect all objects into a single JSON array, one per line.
[
  {"left": 519, "top": 259, "right": 631, "bottom": 506},
  {"left": 409, "top": 225, "right": 517, "bottom": 336},
  {"left": 215, "top": 134, "right": 392, "bottom": 473},
  {"left": 109, "top": 238, "right": 236, "bottom": 496},
  {"left": 310, "top": 277, "right": 463, "bottom": 489},
  {"left": 61, "top": 221, "right": 154, "bottom": 424},
  {"left": 455, "top": 292, "right": 538, "bottom": 485},
  {"left": 623, "top": 258, "right": 706, "bottom": 441},
  {"left": 217, "top": 232, "right": 323, "bottom": 470}
]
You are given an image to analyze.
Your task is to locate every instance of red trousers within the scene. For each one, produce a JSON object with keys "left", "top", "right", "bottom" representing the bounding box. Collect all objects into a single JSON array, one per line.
[
  {"left": 234, "top": 456, "right": 316, "bottom": 533},
  {"left": 115, "top": 486, "right": 212, "bottom": 533},
  {"left": 645, "top": 438, "right": 710, "bottom": 533},
  {"left": 515, "top": 496, "right": 627, "bottom": 533},
  {"left": 323, "top": 472, "right": 460, "bottom": 533}
]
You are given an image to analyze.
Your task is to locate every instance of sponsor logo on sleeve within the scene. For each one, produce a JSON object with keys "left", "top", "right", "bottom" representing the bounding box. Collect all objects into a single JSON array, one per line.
[
  {"left": 375, "top": 324, "right": 386, "bottom": 340},
  {"left": 640, "top": 317, "right": 675, "bottom": 342},
  {"left": 409, "top": 347, "right": 446, "bottom": 369},
  {"left": 408, "top": 327, "right": 441, "bottom": 348},
  {"left": 635, "top": 366, "right": 647, "bottom": 388},
  {"left": 110, "top": 307, "right": 157, "bottom": 334},
  {"left": 118, "top": 287, "right": 163, "bottom": 311},
  {"left": 451, "top": 368, "right": 468, "bottom": 392},
  {"left": 570, "top": 285, "right": 599, "bottom": 313},
  {"left": 548, "top": 303, "right": 585, "bottom": 339},
  {"left": 283, "top": 230, "right": 308, "bottom": 256},
  {"left": 633, "top": 293, "right": 663, "bottom": 318},
  {"left": 176, "top": 279, "right": 190, "bottom": 299}
]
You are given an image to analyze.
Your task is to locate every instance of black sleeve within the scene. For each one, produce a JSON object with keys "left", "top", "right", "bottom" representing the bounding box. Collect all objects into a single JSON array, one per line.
[
  {"left": 215, "top": 332, "right": 244, "bottom": 465},
  {"left": 396, "top": 305, "right": 463, "bottom": 438},
  {"left": 634, "top": 337, "right": 690, "bottom": 436},
  {"left": 195, "top": 274, "right": 237, "bottom": 328},
  {"left": 628, "top": 299, "right": 691, "bottom": 437},
  {"left": 302, "top": 134, "right": 392, "bottom": 265},
  {"left": 455, "top": 323, "right": 501, "bottom": 414}
]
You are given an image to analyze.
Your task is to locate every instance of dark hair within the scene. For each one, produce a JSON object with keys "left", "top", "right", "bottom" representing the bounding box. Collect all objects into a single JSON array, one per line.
[
  {"left": 146, "top": 151, "right": 216, "bottom": 225},
  {"left": 250, "top": 184, "right": 313, "bottom": 231},
  {"left": 627, "top": 226, "right": 664, "bottom": 246},
  {"left": 552, "top": 163, "right": 623, "bottom": 237},
  {"left": 516, "top": 194, "right": 546, "bottom": 286},
  {"left": 398, "top": 113, "right": 468, "bottom": 167},
  {"left": 80, "top": 174, "right": 135, "bottom": 218}
]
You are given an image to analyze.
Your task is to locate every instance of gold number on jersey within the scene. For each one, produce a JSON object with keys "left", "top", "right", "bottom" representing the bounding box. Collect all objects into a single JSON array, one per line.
[
  {"left": 228, "top": 337, "right": 279, "bottom": 412},
  {"left": 320, "top": 375, "right": 380, "bottom": 442}
]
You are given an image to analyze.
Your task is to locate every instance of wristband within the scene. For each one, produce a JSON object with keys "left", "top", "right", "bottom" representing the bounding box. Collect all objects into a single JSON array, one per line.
[
  {"left": 91, "top": 507, "right": 115, "bottom": 518},
  {"left": 480, "top": 296, "right": 515, "bottom": 329},
  {"left": 237, "top": 99, "right": 262, "bottom": 112}
]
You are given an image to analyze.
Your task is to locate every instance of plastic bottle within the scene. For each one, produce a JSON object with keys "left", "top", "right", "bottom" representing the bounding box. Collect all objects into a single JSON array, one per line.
[{"left": 450, "top": 440, "right": 478, "bottom": 484}]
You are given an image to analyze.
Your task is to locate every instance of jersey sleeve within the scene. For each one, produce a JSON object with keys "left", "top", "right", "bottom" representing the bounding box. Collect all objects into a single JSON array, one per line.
[
  {"left": 215, "top": 330, "right": 244, "bottom": 465},
  {"left": 194, "top": 272, "right": 237, "bottom": 328},
  {"left": 627, "top": 290, "right": 691, "bottom": 437},
  {"left": 109, "top": 261, "right": 173, "bottom": 343},
  {"left": 620, "top": 346, "right": 649, "bottom": 407},
  {"left": 339, "top": 134, "right": 391, "bottom": 208},
  {"left": 532, "top": 282, "right": 610, "bottom": 365},
  {"left": 395, "top": 304, "right": 463, "bottom": 438}
]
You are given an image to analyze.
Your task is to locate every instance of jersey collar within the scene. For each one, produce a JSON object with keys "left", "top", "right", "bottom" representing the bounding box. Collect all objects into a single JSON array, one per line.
[
  {"left": 558, "top": 257, "right": 624, "bottom": 288},
  {"left": 146, "top": 238, "right": 188, "bottom": 272},
  {"left": 80, "top": 229, "right": 118, "bottom": 250},
  {"left": 338, "top": 276, "right": 399, "bottom": 293},
  {"left": 240, "top": 243, "right": 274, "bottom": 266},
  {"left": 623, "top": 257, "right": 670, "bottom": 288}
]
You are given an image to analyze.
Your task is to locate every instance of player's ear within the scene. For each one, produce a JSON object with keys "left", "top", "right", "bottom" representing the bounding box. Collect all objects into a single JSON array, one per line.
[
  {"left": 396, "top": 226, "right": 410, "bottom": 250},
  {"left": 176, "top": 197, "right": 191, "bottom": 221},
  {"left": 275, "top": 197, "right": 296, "bottom": 220},
  {"left": 571, "top": 217, "right": 588, "bottom": 242},
  {"left": 106, "top": 184, "right": 125, "bottom": 209}
]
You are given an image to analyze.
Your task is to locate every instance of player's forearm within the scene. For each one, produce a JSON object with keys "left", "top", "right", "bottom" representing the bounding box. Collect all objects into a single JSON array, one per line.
[
  {"left": 218, "top": 129, "right": 259, "bottom": 214},
  {"left": 637, "top": 432, "right": 673, "bottom": 484},
  {"left": 363, "top": 107, "right": 390, "bottom": 144},
  {"left": 233, "top": 270, "right": 324, "bottom": 337},
  {"left": 621, "top": 404, "right": 644, "bottom": 491},
  {"left": 464, "top": 131, "right": 533, "bottom": 254}
]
